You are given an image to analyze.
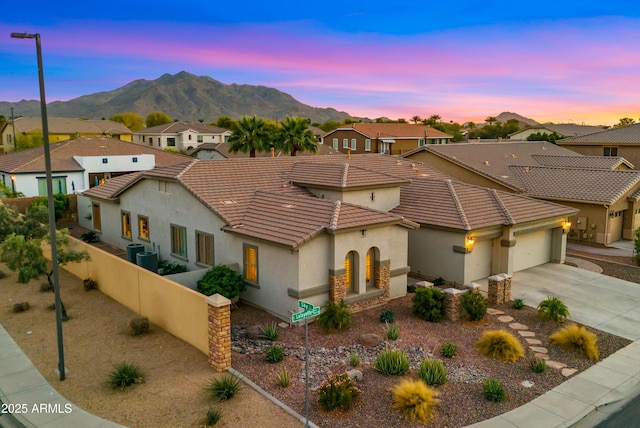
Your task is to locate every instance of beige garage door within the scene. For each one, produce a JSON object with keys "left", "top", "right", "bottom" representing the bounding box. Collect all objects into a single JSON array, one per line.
[
  {"left": 608, "top": 211, "right": 624, "bottom": 243},
  {"left": 513, "top": 229, "right": 552, "bottom": 272},
  {"left": 467, "top": 239, "right": 493, "bottom": 281}
]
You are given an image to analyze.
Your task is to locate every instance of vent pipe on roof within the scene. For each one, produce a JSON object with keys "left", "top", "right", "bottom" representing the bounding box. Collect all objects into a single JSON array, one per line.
[
  {"left": 347, "top": 148, "right": 351, "bottom": 159},
  {"left": 270, "top": 147, "right": 275, "bottom": 157}
]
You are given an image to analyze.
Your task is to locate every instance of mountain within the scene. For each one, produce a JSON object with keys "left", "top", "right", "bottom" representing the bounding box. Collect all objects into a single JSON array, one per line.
[
  {"left": 495, "top": 112, "right": 539, "bottom": 128},
  {"left": 0, "top": 71, "right": 353, "bottom": 124}
]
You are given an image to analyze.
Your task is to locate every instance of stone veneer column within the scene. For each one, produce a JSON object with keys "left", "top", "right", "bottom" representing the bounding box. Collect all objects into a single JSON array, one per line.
[
  {"left": 487, "top": 274, "right": 506, "bottom": 304},
  {"left": 374, "top": 261, "right": 391, "bottom": 297},
  {"left": 329, "top": 269, "right": 347, "bottom": 303},
  {"left": 443, "top": 288, "right": 465, "bottom": 321},
  {"left": 501, "top": 274, "right": 512, "bottom": 302},
  {"left": 206, "top": 294, "right": 231, "bottom": 372}
]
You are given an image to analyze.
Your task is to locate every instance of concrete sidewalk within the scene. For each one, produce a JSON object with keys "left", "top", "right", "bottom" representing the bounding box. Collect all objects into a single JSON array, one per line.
[{"left": 468, "top": 263, "right": 640, "bottom": 428}]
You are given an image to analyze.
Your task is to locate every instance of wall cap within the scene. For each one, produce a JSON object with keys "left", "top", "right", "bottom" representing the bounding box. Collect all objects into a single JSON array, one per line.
[{"left": 205, "top": 293, "right": 231, "bottom": 307}]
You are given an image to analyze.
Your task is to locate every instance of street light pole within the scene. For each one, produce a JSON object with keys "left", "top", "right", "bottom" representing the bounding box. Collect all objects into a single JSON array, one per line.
[
  {"left": 10, "top": 107, "right": 17, "bottom": 152},
  {"left": 10, "top": 32, "right": 65, "bottom": 381}
]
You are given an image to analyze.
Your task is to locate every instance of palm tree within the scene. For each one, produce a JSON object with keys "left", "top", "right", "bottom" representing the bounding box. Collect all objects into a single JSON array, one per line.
[
  {"left": 275, "top": 117, "right": 317, "bottom": 156},
  {"left": 485, "top": 116, "right": 498, "bottom": 126},
  {"left": 411, "top": 115, "right": 422, "bottom": 124},
  {"left": 227, "top": 115, "right": 271, "bottom": 157}
]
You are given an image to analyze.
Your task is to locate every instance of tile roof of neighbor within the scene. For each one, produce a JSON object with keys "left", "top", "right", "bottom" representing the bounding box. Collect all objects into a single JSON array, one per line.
[
  {"left": 512, "top": 123, "right": 604, "bottom": 137},
  {"left": 208, "top": 141, "right": 339, "bottom": 158},
  {"left": 0, "top": 136, "right": 193, "bottom": 174},
  {"left": 558, "top": 123, "right": 640, "bottom": 144},
  {"left": 530, "top": 154, "right": 633, "bottom": 169},
  {"left": 391, "top": 178, "right": 577, "bottom": 230},
  {"left": 287, "top": 162, "right": 410, "bottom": 189},
  {"left": 334, "top": 123, "right": 453, "bottom": 139},
  {"left": 9, "top": 117, "right": 132, "bottom": 135},
  {"left": 135, "top": 122, "right": 230, "bottom": 135}
]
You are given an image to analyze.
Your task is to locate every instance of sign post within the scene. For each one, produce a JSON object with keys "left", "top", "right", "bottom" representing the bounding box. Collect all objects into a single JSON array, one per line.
[{"left": 291, "top": 300, "right": 320, "bottom": 428}]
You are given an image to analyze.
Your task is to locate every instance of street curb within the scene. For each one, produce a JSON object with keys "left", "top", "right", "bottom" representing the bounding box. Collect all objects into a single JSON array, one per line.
[{"left": 228, "top": 367, "right": 319, "bottom": 428}]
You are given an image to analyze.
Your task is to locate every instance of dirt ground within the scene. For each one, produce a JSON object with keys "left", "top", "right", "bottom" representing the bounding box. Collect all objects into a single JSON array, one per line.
[{"left": 0, "top": 262, "right": 303, "bottom": 428}]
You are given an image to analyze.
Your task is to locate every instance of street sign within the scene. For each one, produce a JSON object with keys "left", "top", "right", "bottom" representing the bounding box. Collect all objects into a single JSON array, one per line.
[{"left": 291, "top": 300, "right": 320, "bottom": 323}]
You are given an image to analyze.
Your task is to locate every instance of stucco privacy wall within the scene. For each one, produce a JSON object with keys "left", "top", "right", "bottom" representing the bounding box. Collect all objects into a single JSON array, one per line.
[
  {"left": 44, "top": 237, "right": 208, "bottom": 355},
  {"left": 305, "top": 186, "right": 401, "bottom": 212}
]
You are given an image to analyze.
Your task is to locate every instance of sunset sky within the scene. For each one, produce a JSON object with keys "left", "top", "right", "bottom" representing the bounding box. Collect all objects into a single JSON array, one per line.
[{"left": 2, "top": 1, "right": 640, "bottom": 126}]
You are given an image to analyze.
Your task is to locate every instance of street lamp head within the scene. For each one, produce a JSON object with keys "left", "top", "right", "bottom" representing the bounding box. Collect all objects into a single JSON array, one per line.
[{"left": 10, "top": 32, "right": 37, "bottom": 39}]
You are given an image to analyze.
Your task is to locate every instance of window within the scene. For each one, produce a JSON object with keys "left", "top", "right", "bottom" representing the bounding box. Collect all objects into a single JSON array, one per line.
[
  {"left": 243, "top": 244, "right": 258, "bottom": 283},
  {"left": 344, "top": 251, "right": 357, "bottom": 292},
  {"left": 37, "top": 176, "right": 67, "bottom": 196},
  {"left": 351, "top": 139, "right": 357, "bottom": 150},
  {"left": 365, "top": 139, "right": 371, "bottom": 151},
  {"left": 102, "top": 158, "right": 108, "bottom": 164},
  {"left": 197, "top": 135, "right": 203, "bottom": 143},
  {"left": 132, "top": 157, "right": 138, "bottom": 163},
  {"left": 603, "top": 147, "right": 618, "bottom": 156},
  {"left": 419, "top": 138, "right": 425, "bottom": 147},
  {"left": 343, "top": 138, "right": 349, "bottom": 149},
  {"left": 92, "top": 203, "right": 101, "bottom": 232},
  {"left": 138, "top": 215, "right": 149, "bottom": 240},
  {"left": 149, "top": 137, "right": 153, "bottom": 145},
  {"left": 196, "top": 231, "right": 214, "bottom": 266},
  {"left": 142, "top": 136, "right": 145, "bottom": 142},
  {"left": 333, "top": 138, "right": 339, "bottom": 149},
  {"left": 171, "top": 224, "right": 187, "bottom": 258},
  {"left": 121, "top": 211, "right": 132, "bottom": 239},
  {"left": 167, "top": 137, "right": 176, "bottom": 147},
  {"left": 188, "top": 134, "right": 192, "bottom": 140},
  {"left": 366, "top": 247, "right": 379, "bottom": 288}
]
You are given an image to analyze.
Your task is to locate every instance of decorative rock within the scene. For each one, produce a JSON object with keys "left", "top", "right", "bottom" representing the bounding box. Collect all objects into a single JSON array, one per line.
[
  {"left": 530, "top": 346, "right": 548, "bottom": 354},
  {"left": 518, "top": 331, "right": 536, "bottom": 337},
  {"left": 278, "top": 322, "right": 290, "bottom": 328},
  {"left": 509, "top": 323, "right": 529, "bottom": 330},
  {"left": 357, "top": 333, "right": 384, "bottom": 348},
  {"left": 535, "top": 353, "right": 549, "bottom": 360},
  {"left": 525, "top": 338, "right": 542, "bottom": 345},
  {"left": 546, "top": 360, "right": 567, "bottom": 369},
  {"left": 347, "top": 369, "right": 363, "bottom": 382},
  {"left": 497, "top": 315, "right": 515, "bottom": 323},
  {"left": 245, "top": 325, "right": 263, "bottom": 340},
  {"left": 486, "top": 308, "right": 504, "bottom": 315},
  {"left": 561, "top": 368, "right": 578, "bottom": 377},
  {"left": 521, "top": 380, "right": 534, "bottom": 388}
]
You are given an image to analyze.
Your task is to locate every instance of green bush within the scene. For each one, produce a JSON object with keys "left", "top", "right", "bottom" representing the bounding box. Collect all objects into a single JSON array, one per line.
[
  {"left": 349, "top": 351, "right": 360, "bottom": 367},
  {"left": 158, "top": 259, "right": 188, "bottom": 275},
  {"left": 12, "top": 302, "right": 30, "bottom": 313},
  {"left": 129, "top": 316, "right": 150, "bottom": 336},
  {"left": 203, "top": 407, "right": 222, "bottom": 426},
  {"left": 374, "top": 349, "right": 410, "bottom": 376},
  {"left": 537, "top": 296, "right": 570, "bottom": 323},
  {"left": 206, "top": 374, "right": 242, "bottom": 401},
  {"left": 513, "top": 298, "right": 524, "bottom": 310},
  {"left": 40, "top": 282, "right": 52, "bottom": 292},
  {"left": 0, "top": 270, "right": 7, "bottom": 279},
  {"left": 317, "top": 372, "right": 361, "bottom": 412},
  {"left": 483, "top": 379, "right": 507, "bottom": 402},
  {"left": 433, "top": 277, "right": 445, "bottom": 286},
  {"left": 391, "top": 379, "right": 439, "bottom": 423},
  {"left": 412, "top": 288, "right": 446, "bottom": 322},
  {"left": 108, "top": 362, "right": 144, "bottom": 390},
  {"left": 417, "top": 359, "right": 448, "bottom": 386},
  {"left": 379, "top": 309, "right": 394, "bottom": 323},
  {"left": 83, "top": 277, "right": 98, "bottom": 291},
  {"left": 549, "top": 323, "right": 600, "bottom": 361},
  {"left": 197, "top": 265, "right": 247, "bottom": 299},
  {"left": 259, "top": 322, "right": 279, "bottom": 341},
  {"left": 265, "top": 345, "right": 285, "bottom": 363},
  {"left": 476, "top": 330, "right": 525, "bottom": 363},
  {"left": 528, "top": 356, "right": 547, "bottom": 373},
  {"left": 80, "top": 231, "right": 100, "bottom": 243},
  {"left": 318, "top": 300, "right": 353, "bottom": 333},
  {"left": 461, "top": 292, "right": 488, "bottom": 321},
  {"left": 276, "top": 367, "right": 290, "bottom": 387},
  {"left": 29, "top": 194, "right": 70, "bottom": 221},
  {"left": 384, "top": 322, "right": 400, "bottom": 341},
  {"left": 441, "top": 342, "right": 457, "bottom": 358}
]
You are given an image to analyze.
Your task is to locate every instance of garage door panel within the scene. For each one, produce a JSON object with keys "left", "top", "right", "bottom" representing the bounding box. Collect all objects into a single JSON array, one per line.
[
  {"left": 467, "top": 239, "right": 492, "bottom": 281},
  {"left": 514, "top": 230, "right": 552, "bottom": 272}
]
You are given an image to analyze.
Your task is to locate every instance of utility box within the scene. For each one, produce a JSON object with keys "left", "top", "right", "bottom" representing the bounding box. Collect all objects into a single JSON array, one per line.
[
  {"left": 577, "top": 217, "right": 587, "bottom": 231},
  {"left": 126, "top": 243, "right": 145, "bottom": 263},
  {"left": 136, "top": 251, "right": 158, "bottom": 273}
]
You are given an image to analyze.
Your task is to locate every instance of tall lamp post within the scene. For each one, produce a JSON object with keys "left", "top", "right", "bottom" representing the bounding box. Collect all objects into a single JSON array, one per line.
[
  {"left": 10, "top": 107, "right": 17, "bottom": 152},
  {"left": 10, "top": 32, "right": 65, "bottom": 381}
]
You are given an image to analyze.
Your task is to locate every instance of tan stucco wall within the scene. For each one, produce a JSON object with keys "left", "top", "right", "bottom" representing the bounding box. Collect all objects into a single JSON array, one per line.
[
  {"left": 408, "top": 228, "right": 468, "bottom": 284},
  {"left": 559, "top": 144, "right": 639, "bottom": 170},
  {"left": 305, "top": 186, "right": 401, "bottom": 211}
]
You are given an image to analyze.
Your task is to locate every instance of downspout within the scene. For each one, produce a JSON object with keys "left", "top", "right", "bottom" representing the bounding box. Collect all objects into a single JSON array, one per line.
[{"left": 604, "top": 205, "right": 610, "bottom": 245}]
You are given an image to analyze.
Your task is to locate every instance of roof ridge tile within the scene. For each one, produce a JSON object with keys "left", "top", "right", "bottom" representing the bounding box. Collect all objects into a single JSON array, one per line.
[
  {"left": 489, "top": 188, "right": 516, "bottom": 225},
  {"left": 341, "top": 163, "right": 349, "bottom": 188},
  {"left": 329, "top": 200, "right": 341, "bottom": 230},
  {"left": 446, "top": 179, "right": 471, "bottom": 230}
]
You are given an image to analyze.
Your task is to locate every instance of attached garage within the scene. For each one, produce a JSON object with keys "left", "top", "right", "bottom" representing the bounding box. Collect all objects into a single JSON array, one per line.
[
  {"left": 513, "top": 229, "right": 552, "bottom": 272},
  {"left": 608, "top": 210, "right": 624, "bottom": 243},
  {"left": 466, "top": 238, "right": 494, "bottom": 281}
]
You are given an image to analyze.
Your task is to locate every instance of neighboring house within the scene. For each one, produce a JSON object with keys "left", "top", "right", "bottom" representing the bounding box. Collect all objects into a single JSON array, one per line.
[
  {"left": 133, "top": 122, "right": 231, "bottom": 151},
  {"left": 323, "top": 123, "right": 453, "bottom": 155},
  {"left": 0, "top": 136, "right": 191, "bottom": 197},
  {"left": 509, "top": 123, "right": 605, "bottom": 140},
  {"left": 79, "top": 154, "right": 575, "bottom": 319},
  {"left": 557, "top": 123, "right": 640, "bottom": 171},
  {"left": 0, "top": 117, "right": 133, "bottom": 152},
  {"left": 402, "top": 141, "right": 640, "bottom": 244},
  {"left": 189, "top": 141, "right": 338, "bottom": 160}
]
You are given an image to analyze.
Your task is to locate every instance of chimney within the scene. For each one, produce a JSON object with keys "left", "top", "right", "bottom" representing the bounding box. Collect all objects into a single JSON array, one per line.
[
  {"left": 347, "top": 148, "right": 351, "bottom": 159},
  {"left": 270, "top": 147, "right": 275, "bottom": 157}
]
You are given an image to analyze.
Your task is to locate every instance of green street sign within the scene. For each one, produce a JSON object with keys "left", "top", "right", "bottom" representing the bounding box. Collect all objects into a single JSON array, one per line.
[{"left": 292, "top": 300, "right": 320, "bottom": 323}]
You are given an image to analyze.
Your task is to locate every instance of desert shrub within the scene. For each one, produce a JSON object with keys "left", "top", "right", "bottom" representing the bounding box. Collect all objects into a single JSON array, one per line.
[
  {"left": 276, "top": 367, "right": 290, "bottom": 387},
  {"left": 483, "top": 379, "right": 507, "bottom": 402},
  {"left": 129, "top": 316, "right": 150, "bottom": 336},
  {"left": 380, "top": 309, "right": 394, "bottom": 323},
  {"left": 46, "top": 303, "right": 56, "bottom": 311},
  {"left": 39, "top": 282, "right": 52, "bottom": 292},
  {"left": 513, "top": 298, "right": 524, "bottom": 310},
  {"left": 203, "top": 407, "right": 222, "bottom": 426},
  {"left": 433, "top": 277, "right": 445, "bottom": 286},
  {"left": 83, "top": 277, "right": 98, "bottom": 291},
  {"left": 265, "top": 345, "right": 285, "bottom": 363},
  {"left": 384, "top": 322, "right": 400, "bottom": 341},
  {"left": 80, "top": 231, "right": 100, "bottom": 243},
  {"left": 12, "top": 302, "right": 30, "bottom": 313},
  {"left": 461, "top": 292, "right": 488, "bottom": 321},
  {"left": 476, "top": 330, "right": 525, "bottom": 362},
  {"left": 259, "top": 322, "right": 279, "bottom": 341},
  {"left": 0, "top": 270, "right": 6, "bottom": 279},
  {"left": 317, "top": 372, "right": 361, "bottom": 412},
  {"left": 374, "top": 349, "right": 410, "bottom": 375},
  {"left": 549, "top": 323, "right": 600, "bottom": 361},
  {"left": 412, "top": 288, "right": 446, "bottom": 322},
  {"left": 108, "top": 362, "right": 144, "bottom": 390},
  {"left": 158, "top": 259, "right": 188, "bottom": 275},
  {"left": 318, "top": 300, "right": 353, "bottom": 333},
  {"left": 391, "top": 379, "right": 440, "bottom": 423},
  {"left": 441, "top": 342, "right": 457, "bottom": 358},
  {"left": 537, "top": 296, "right": 570, "bottom": 323},
  {"left": 407, "top": 284, "right": 416, "bottom": 293},
  {"left": 197, "top": 265, "right": 246, "bottom": 299},
  {"left": 349, "top": 351, "right": 360, "bottom": 367},
  {"left": 206, "top": 374, "right": 242, "bottom": 401},
  {"left": 528, "top": 356, "right": 547, "bottom": 373},
  {"left": 417, "top": 359, "right": 448, "bottom": 386}
]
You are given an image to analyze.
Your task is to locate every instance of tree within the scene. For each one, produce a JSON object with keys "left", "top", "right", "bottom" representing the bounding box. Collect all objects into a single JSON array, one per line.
[
  {"left": 411, "top": 116, "right": 422, "bottom": 124},
  {"left": 16, "top": 129, "right": 44, "bottom": 150},
  {"left": 0, "top": 182, "right": 24, "bottom": 198},
  {"left": 485, "top": 116, "right": 498, "bottom": 126},
  {"left": 275, "top": 117, "right": 318, "bottom": 156},
  {"left": 227, "top": 115, "right": 272, "bottom": 157},
  {"left": 527, "top": 132, "right": 562, "bottom": 144},
  {"left": 145, "top": 111, "right": 172, "bottom": 128},
  {"left": 110, "top": 112, "right": 145, "bottom": 132},
  {"left": 213, "top": 116, "right": 236, "bottom": 130},
  {"left": 0, "top": 204, "right": 90, "bottom": 320},
  {"left": 614, "top": 118, "right": 636, "bottom": 128}
]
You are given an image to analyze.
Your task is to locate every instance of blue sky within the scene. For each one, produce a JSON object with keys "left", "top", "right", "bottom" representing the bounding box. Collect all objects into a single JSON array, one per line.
[{"left": 2, "top": 1, "right": 640, "bottom": 125}]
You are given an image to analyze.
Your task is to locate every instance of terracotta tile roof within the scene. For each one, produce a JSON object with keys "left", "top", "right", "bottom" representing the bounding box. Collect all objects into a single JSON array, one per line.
[
  {"left": 335, "top": 123, "right": 452, "bottom": 139},
  {"left": 135, "top": 122, "right": 230, "bottom": 135},
  {"left": 81, "top": 172, "right": 143, "bottom": 201},
  {"left": 223, "top": 190, "right": 416, "bottom": 248},
  {"left": 508, "top": 166, "right": 640, "bottom": 204},
  {"left": 287, "top": 162, "right": 410, "bottom": 189},
  {"left": 208, "top": 142, "right": 338, "bottom": 158},
  {"left": 10, "top": 117, "right": 132, "bottom": 135},
  {"left": 558, "top": 123, "right": 640, "bottom": 145},
  {"left": 391, "top": 178, "right": 577, "bottom": 230},
  {"left": 0, "top": 136, "right": 192, "bottom": 174},
  {"left": 511, "top": 123, "right": 604, "bottom": 138},
  {"left": 530, "top": 154, "right": 633, "bottom": 169}
]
